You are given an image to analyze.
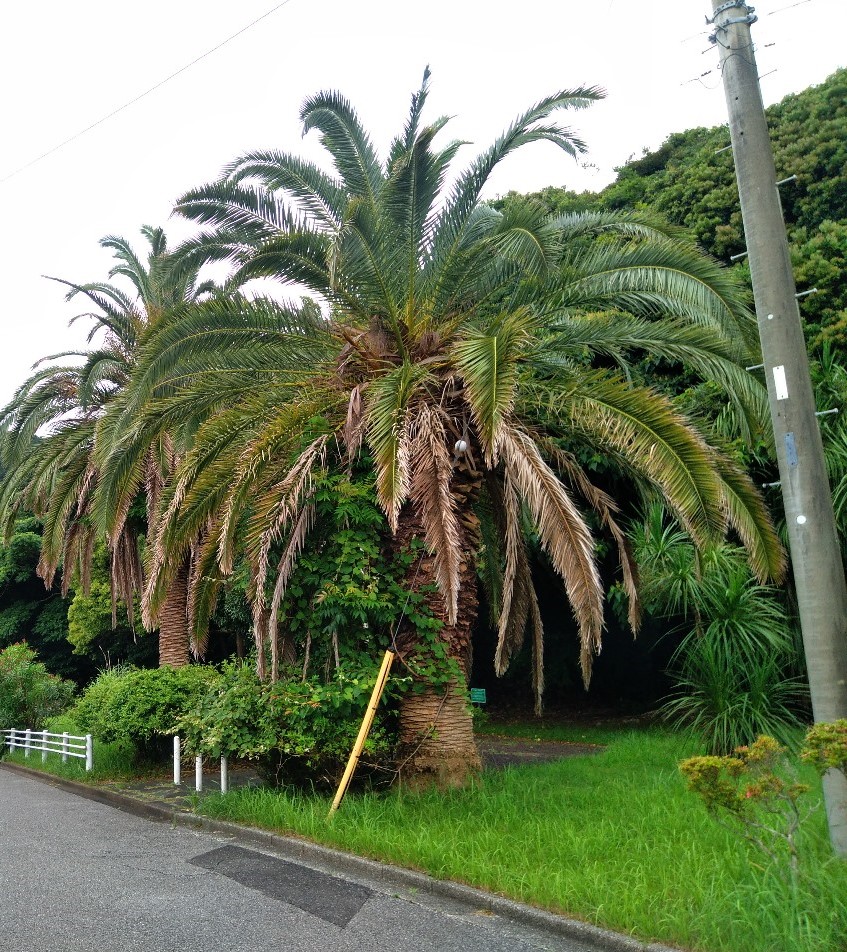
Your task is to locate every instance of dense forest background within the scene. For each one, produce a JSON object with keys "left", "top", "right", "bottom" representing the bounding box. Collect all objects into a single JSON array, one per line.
[{"left": 3, "top": 68, "right": 845, "bottom": 711}]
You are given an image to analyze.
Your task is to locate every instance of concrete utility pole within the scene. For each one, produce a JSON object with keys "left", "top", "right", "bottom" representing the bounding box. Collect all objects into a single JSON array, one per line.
[{"left": 708, "top": 0, "right": 847, "bottom": 855}]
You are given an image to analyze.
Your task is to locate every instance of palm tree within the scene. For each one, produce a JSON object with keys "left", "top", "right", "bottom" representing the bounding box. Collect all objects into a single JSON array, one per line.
[
  {"left": 0, "top": 226, "right": 212, "bottom": 667},
  {"left": 103, "top": 71, "right": 783, "bottom": 784}
]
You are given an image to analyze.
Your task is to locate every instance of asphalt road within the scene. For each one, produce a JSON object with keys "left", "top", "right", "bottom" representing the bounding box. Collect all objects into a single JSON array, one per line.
[{"left": 0, "top": 769, "right": 598, "bottom": 952}]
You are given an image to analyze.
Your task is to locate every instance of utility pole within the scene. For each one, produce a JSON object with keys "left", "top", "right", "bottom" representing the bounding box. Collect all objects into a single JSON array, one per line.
[{"left": 708, "top": 0, "right": 847, "bottom": 855}]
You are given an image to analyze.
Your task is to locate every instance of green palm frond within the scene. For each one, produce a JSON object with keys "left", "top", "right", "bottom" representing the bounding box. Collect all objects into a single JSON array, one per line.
[
  {"left": 548, "top": 369, "right": 728, "bottom": 548},
  {"left": 224, "top": 150, "right": 347, "bottom": 229},
  {"left": 453, "top": 310, "right": 534, "bottom": 462},
  {"left": 553, "top": 238, "right": 757, "bottom": 350},
  {"left": 300, "top": 89, "right": 383, "bottom": 208},
  {"left": 544, "top": 208, "right": 692, "bottom": 244},
  {"left": 540, "top": 313, "right": 769, "bottom": 445},
  {"left": 714, "top": 453, "right": 787, "bottom": 583}
]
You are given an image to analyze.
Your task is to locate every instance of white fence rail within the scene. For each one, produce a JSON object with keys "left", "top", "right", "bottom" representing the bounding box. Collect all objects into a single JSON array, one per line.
[{"left": 2, "top": 729, "right": 92, "bottom": 771}]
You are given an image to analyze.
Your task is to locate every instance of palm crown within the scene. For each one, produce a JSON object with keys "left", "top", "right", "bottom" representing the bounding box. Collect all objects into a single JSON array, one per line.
[
  {"left": 94, "top": 71, "right": 782, "bottom": 779},
  {"left": 0, "top": 227, "right": 212, "bottom": 662}
]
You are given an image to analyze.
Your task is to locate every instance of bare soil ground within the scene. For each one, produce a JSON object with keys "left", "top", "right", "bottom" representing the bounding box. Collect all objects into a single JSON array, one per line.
[{"left": 476, "top": 734, "right": 602, "bottom": 770}]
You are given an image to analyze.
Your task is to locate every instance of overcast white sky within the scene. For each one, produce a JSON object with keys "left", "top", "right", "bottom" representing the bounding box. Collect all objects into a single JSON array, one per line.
[{"left": 0, "top": 0, "right": 843, "bottom": 406}]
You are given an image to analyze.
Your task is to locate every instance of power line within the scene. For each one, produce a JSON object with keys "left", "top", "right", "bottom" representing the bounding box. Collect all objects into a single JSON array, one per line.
[{"left": 0, "top": 0, "right": 297, "bottom": 185}]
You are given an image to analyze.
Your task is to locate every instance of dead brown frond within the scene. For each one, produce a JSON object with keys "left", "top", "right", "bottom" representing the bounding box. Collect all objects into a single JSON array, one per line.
[
  {"left": 542, "top": 439, "right": 641, "bottom": 634},
  {"left": 407, "top": 403, "right": 462, "bottom": 624},
  {"left": 252, "top": 435, "right": 328, "bottom": 617},
  {"left": 342, "top": 385, "right": 366, "bottom": 464},
  {"left": 500, "top": 425, "right": 604, "bottom": 687},
  {"left": 110, "top": 529, "right": 144, "bottom": 630},
  {"left": 493, "top": 472, "right": 530, "bottom": 675},
  {"left": 267, "top": 501, "right": 316, "bottom": 681},
  {"left": 529, "top": 587, "right": 544, "bottom": 715}
]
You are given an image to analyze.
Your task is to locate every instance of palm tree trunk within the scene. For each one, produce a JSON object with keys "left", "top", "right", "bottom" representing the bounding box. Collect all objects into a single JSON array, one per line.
[
  {"left": 157, "top": 557, "right": 190, "bottom": 667},
  {"left": 393, "top": 450, "right": 484, "bottom": 786}
]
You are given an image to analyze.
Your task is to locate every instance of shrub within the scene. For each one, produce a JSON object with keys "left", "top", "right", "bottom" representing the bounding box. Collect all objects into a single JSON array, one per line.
[
  {"left": 70, "top": 665, "right": 221, "bottom": 762},
  {"left": 801, "top": 719, "right": 847, "bottom": 775},
  {"left": 0, "top": 642, "right": 75, "bottom": 730},
  {"left": 176, "top": 662, "right": 395, "bottom": 789},
  {"left": 680, "top": 735, "right": 811, "bottom": 881}
]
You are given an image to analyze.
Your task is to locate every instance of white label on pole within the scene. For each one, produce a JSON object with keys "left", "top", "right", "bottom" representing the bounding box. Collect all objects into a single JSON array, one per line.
[{"left": 773, "top": 365, "right": 789, "bottom": 400}]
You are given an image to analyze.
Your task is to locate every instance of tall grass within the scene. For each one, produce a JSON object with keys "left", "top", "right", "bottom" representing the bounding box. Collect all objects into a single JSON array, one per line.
[{"left": 196, "top": 730, "right": 847, "bottom": 952}]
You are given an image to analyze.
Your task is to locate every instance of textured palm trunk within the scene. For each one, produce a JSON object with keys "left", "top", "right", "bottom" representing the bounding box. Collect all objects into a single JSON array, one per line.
[
  {"left": 157, "top": 557, "right": 190, "bottom": 667},
  {"left": 393, "top": 450, "right": 483, "bottom": 787}
]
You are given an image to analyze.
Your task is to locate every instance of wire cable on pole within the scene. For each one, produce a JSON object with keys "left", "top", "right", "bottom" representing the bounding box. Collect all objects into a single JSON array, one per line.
[{"left": 0, "top": 0, "right": 297, "bottom": 185}]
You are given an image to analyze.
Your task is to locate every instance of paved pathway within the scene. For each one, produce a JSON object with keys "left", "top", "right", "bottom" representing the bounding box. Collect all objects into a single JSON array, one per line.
[{"left": 0, "top": 769, "right": 605, "bottom": 952}]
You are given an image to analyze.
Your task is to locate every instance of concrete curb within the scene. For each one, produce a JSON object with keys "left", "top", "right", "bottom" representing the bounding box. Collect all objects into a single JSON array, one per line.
[{"left": 1, "top": 761, "right": 679, "bottom": 952}]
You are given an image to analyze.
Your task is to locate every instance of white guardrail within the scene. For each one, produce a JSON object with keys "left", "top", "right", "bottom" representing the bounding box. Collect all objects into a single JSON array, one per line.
[{"left": 2, "top": 729, "right": 92, "bottom": 771}]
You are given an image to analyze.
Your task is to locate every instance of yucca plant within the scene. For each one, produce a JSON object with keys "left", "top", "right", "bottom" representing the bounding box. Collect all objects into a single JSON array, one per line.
[
  {"left": 97, "top": 71, "right": 784, "bottom": 785},
  {"left": 634, "top": 504, "right": 805, "bottom": 753}
]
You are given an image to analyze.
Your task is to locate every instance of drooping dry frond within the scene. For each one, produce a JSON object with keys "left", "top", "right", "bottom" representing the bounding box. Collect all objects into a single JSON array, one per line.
[
  {"left": 529, "top": 588, "right": 544, "bottom": 716},
  {"left": 407, "top": 403, "right": 462, "bottom": 624},
  {"left": 500, "top": 425, "right": 604, "bottom": 686},
  {"left": 342, "top": 384, "right": 365, "bottom": 464},
  {"left": 543, "top": 439, "right": 641, "bottom": 633},
  {"left": 38, "top": 457, "right": 98, "bottom": 590},
  {"left": 493, "top": 472, "right": 531, "bottom": 675},
  {"left": 111, "top": 530, "right": 144, "bottom": 629},
  {"left": 185, "top": 517, "right": 232, "bottom": 661},
  {"left": 250, "top": 436, "right": 328, "bottom": 615},
  {"left": 366, "top": 362, "right": 424, "bottom": 531},
  {"left": 267, "top": 500, "right": 315, "bottom": 681},
  {"left": 492, "top": 470, "right": 544, "bottom": 711}
]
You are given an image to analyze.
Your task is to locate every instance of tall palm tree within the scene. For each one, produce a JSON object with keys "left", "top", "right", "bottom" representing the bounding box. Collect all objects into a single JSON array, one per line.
[
  {"left": 0, "top": 226, "right": 212, "bottom": 666},
  {"left": 102, "top": 72, "right": 783, "bottom": 784}
]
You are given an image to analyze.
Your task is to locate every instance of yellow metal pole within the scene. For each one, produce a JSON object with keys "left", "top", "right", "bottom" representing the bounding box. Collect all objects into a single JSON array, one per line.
[{"left": 328, "top": 649, "right": 394, "bottom": 819}]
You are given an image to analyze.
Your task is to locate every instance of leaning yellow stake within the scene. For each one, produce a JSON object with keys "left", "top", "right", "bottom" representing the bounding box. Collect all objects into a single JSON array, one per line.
[{"left": 328, "top": 649, "right": 395, "bottom": 819}]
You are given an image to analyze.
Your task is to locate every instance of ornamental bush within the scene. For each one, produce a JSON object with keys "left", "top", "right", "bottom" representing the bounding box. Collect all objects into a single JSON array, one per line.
[
  {"left": 176, "top": 661, "right": 396, "bottom": 790},
  {"left": 0, "top": 642, "right": 75, "bottom": 730},
  {"left": 801, "top": 719, "right": 847, "bottom": 775},
  {"left": 70, "top": 664, "right": 221, "bottom": 762}
]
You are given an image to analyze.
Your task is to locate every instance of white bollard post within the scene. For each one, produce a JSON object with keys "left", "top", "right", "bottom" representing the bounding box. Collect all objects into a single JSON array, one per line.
[
  {"left": 24, "top": 729, "right": 32, "bottom": 758},
  {"left": 173, "top": 736, "right": 181, "bottom": 785},
  {"left": 85, "top": 734, "right": 93, "bottom": 772},
  {"left": 220, "top": 755, "right": 228, "bottom": 794},
  {"left": 195, "top": 756, "right": 203, "bottom": 793},
  {"left": 62, "top": 732, "right": 69, "bottom": 764},
  {"left": 42, "top": 730, "right": 48, "bottom": 762}
]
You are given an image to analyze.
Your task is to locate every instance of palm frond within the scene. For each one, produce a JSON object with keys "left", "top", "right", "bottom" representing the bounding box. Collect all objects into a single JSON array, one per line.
[
  {"left": 407, "top": 403, "right": 462, "bottom": 624},
  {"left": 300, "top": 89, "right": 383, "bottom": 208},
  {"left": 500, "top": 426, "right": 604, "bottom": 685},
  {"left": 453, "top": 310, "right": 533, "bottom": 462}
]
